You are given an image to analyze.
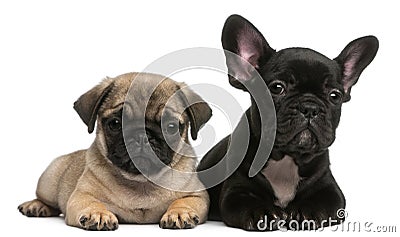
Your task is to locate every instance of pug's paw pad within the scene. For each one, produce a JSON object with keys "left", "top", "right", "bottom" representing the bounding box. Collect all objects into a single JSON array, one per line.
[
  {"left": 160, "top": 207, "right": 200, "bottom": 229},
  {"left": 18, "top": 199, "right": 60, "bottom": 217},
  {"left": 78, "top": 209, "right": 118, "bottom": 231}
]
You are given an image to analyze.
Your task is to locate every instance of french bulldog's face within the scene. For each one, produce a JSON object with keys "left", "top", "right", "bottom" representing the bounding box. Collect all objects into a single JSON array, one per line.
[
  {"left": 261, "top": 49, "right": 344, "bottom": 152},
  {"left": 222, "top": 15, "right": 378, "bottom": 153},
  {"left": 73, "top": 73, "right": 212, "bottom": 176}
]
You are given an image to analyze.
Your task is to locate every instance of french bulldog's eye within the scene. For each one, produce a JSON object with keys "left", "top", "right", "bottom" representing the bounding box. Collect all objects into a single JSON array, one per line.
[
  {"left": 329, "top": 89, "right": 343, "bottom": 104},
  {"left": 166, "top": 122, "right": 179, "bottom": 135},
  {"left": 268, "top": 81, "right": 286, "bottom": 95},
  {"left": 108, "top": 118, "right": 122, "bottom": 132}
]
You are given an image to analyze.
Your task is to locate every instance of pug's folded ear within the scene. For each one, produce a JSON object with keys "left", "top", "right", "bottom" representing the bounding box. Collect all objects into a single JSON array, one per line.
[
  {"left": 74, "top": 78, "right": 114, "bottom": 133},
  {"left": 178, "top": 83, "right": 212, "bottom": 140}
]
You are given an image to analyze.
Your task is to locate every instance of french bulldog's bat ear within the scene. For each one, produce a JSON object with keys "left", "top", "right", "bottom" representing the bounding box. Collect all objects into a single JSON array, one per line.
[
  {"left": 334, "top": 35, "right": 379, "bottom": 102},
  {"left": 74, "top": 78, "right": 114, "bottom": 134},
  {"left": 179, "top": 83, "right": 212, "bottom": 140},
  {"left": 222, "top": 14, "right": 275, "bottom": 90}
]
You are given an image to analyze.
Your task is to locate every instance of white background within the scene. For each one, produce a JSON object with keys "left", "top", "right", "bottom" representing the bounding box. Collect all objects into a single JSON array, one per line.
[{"left": 1, "top": 0, "right": 399, "bottom": 236}]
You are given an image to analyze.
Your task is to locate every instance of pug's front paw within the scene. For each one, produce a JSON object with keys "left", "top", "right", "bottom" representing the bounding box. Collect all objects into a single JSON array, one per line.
[
  {"left": 78, "top": 209, "right": 118, "bottom": 231},
  {"left": 159, "top": 207, "right": 200, "bottom": 229},
  {"left": 18, "top": 199, "right": 60, "bottom": 217}
]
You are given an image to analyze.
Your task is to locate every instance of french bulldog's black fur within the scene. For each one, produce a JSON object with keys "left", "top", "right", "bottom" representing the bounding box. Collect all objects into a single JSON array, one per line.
[{"left": 197, "top": 15, "right": 378, "bottom": 231}]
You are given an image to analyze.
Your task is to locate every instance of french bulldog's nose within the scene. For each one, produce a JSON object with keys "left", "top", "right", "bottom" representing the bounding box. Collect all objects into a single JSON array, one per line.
[{"left": 299, "top": 102, "right": 320, "bottom": 119}]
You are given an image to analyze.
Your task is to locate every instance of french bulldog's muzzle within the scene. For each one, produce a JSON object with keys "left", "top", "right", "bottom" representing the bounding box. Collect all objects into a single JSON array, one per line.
[{"left": 276, "top": 95, "right": 334, "bottom": 151}]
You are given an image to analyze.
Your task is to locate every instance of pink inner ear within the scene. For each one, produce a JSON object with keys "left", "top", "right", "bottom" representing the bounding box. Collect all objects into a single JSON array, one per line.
[
  {"left": 237, "top": 27, "right": 262, "bottom": 69},
  {"left": 343, "top": 57, "right": 357, "bottom": 79},
  {"left": 239, "top": 51, "right": 259, "bottom": 70},
  {"left": 239, "top": 50, "right": 256, "bottom": 65},
  {"left": 228, "top": 55, "right": 255, "bottom": 82},
  {"left": 238, "top": 39, "right": 260, "bottom": 68},
  {"left": 343, "top": 53, "right": 361, "bottom": 92}
]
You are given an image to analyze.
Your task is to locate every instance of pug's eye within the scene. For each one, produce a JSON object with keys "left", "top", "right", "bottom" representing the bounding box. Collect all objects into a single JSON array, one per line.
[
  {"left": 108, "top": 118, "right": 122, "bottom": 132},
  {"left": 166, "top": 122, "right": 179, "bottom": 135},
  {"left": 329, "top": 89, "right": 343, "bottom": 105},
  {"left": 268, "top": 80, "right": 286, "bottom": 95}
]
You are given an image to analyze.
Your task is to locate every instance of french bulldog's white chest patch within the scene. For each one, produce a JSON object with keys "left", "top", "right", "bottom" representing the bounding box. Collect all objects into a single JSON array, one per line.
[{"left": 261, "top": 155, "right": 301, "bottom": 208}]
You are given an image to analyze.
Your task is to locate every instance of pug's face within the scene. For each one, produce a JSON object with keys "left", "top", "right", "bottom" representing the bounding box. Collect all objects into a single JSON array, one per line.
[
  {"left": 74, "top": 73, "right": 212, "bottom": 177},
  {"left": 100, "top": 79, "right": 191, "bottom": 175}
]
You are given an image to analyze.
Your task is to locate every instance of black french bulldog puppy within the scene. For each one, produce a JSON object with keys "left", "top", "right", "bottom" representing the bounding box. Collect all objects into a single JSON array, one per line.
[{"left": 197, "top": 15, "right": 378, "bottom": 231}]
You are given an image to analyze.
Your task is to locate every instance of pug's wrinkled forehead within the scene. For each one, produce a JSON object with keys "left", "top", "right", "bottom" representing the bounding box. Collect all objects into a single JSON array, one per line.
[
  {"left": 74, "top": 71, "right": 211, "bottom": 139},
  {"left": 99, "top": 73, "right": 186, "bottom": 122}
]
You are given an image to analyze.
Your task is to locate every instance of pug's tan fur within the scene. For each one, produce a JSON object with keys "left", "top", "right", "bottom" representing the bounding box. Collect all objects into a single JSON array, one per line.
[{"left": 18, "top": 72, "right": 211, "bottom": 230}]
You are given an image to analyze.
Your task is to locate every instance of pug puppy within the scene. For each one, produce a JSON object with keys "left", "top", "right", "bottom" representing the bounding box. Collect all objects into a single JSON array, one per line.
[{"left": 18, "top": 72, "right": 211, "bottom": 230}]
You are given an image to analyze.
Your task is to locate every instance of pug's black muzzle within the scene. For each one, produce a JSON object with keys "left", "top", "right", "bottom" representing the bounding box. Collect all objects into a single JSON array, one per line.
[{"left": 109, "top": 129, "right": 172, "bottom": 175}]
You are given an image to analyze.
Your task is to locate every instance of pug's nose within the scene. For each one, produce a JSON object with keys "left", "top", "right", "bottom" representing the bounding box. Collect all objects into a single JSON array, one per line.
[
  {"left": 298, "top": 102, "right": 320, "bottom": 119},
  {"left": 134, "top": 133, "right": 149, "bottom": 146}
]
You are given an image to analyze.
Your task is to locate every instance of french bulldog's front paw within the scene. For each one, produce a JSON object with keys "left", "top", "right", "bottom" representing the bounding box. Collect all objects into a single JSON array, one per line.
[
  {"left": 78, "top": 209, "right": 118, "bottom": 231},
  {"left": 286, "top": 208, "right": 334, "bottom": 230},
  {"left": 160, "top": 207, "right": 200, "bottom": 229},
  {"left": 18, "top": 199, "right": 60, "bottom": 217},
  {"left": 242, "top": 207, "right": 286, "bottom": 231}
]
